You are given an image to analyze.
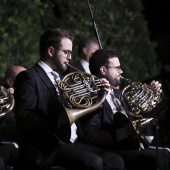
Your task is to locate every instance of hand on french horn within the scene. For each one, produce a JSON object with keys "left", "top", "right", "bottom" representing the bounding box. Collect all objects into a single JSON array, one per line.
[
  {"left": 150, "top": 80, "right": 162, "bottom": 93},
  {"left": 0, "top": 86, "right": 14, "bottom": 95},
  {"left": 99, "top": 78, "right": 111, "bottom": 92}
]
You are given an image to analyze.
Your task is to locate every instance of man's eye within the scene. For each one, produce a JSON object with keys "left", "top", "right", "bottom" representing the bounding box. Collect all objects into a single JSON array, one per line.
[{"left": 63, "top": 50, "right": 72, "bottom": 55}]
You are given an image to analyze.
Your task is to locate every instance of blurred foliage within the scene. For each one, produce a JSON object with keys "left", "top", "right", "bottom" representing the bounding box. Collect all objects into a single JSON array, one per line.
[
  {"left": 0, "top": 0, "right": 55, "bottom": 80},
  {"left": 0, "top": 0, "right": 161, "bottom": 83}
]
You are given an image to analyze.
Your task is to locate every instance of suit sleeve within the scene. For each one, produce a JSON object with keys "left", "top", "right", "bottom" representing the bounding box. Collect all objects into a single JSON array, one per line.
[
  {"left": 14, "top": 71, "right": 44, "bottom": 133},
  {"left": 80, "top": 104, "right": 117, "bottom": 150},
  {"left": 14, "top": 70, "right": 58, "bottom": 136}
]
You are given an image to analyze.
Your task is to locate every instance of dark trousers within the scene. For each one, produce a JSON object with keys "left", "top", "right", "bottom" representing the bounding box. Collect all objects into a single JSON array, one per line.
[
  {"left": 0, "top": 143, "right": 20, "bottom": 170},
  {"left": 54, "top": 142, "right": 125, "bottom": 170},
  {"left": 116, "top": 148, "right": 170, "bottom": 170},
  {"left": 19, "top": 141, "right": 125, "bottom": 170}
]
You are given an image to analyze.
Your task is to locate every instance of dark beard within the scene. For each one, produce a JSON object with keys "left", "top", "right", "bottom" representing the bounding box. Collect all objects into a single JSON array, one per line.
[{"left": 112, "top": 78, "right": 121, "bottom": 87}]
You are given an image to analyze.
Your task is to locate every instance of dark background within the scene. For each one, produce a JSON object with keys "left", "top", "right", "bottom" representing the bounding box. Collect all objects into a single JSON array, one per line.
[
  {"left": 142, "top": 0, "right": 170, "bottom": 70},
  {"left": 141, "top": 1, "right": 170, "bottom": 147}
]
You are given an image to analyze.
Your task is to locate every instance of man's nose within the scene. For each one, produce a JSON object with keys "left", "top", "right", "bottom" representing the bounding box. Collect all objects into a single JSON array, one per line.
[
  {"left": 67, "top": 54, "right": 72, "bottom": 60},
  {"left": 120, "top": 69, "right": 123, "bottom": 74}
]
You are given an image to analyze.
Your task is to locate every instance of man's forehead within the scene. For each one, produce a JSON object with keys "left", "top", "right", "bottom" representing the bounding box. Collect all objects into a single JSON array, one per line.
[
  {"left": 60, "top": 37, "right": 72, "bottom": 48},
  {"left": 91, "top": 42, "right": 99, "bottom": 48},
  {"left": 108, "top": 57, "right": 120, "bottom": 65}
]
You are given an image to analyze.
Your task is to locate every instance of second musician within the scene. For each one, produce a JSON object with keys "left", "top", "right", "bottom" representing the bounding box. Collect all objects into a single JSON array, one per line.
[{"left": 79, "top": 49, "right": 170, "bottom": 170}]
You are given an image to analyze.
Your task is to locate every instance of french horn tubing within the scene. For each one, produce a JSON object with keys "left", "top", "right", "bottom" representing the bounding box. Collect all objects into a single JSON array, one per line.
[
  {"left": 58, "top": 63, "right": 105, "bottom": 108},
  {"left": 119, "top": 76, "right": 162, "bottom": 118},
  {"left": 119, "top": 76, "right": 163, "bottom": 134},
  {"left": 56, "top": 63, "right": 106, "bottom": 124},
  {"left": 0, "top": 86, "right": 15, "bottom": 118}
]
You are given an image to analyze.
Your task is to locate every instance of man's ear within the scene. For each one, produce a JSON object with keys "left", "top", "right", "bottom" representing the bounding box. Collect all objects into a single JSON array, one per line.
[
  {"left": 82, "top": 47, "right": 88, "bottom": 56},
  {"left": 48, "top": 46, "right": 55, "bottom": 57},
  {"left": 6, "top": 78, "right": 14, "bottom": 88},
  {"left": 100, "top": 66, "right": 107, "bottom": 76}
]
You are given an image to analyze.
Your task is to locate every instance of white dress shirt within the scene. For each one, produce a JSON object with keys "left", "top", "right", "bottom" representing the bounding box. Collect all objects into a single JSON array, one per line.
[{"left": 80, "top": 59, "right": 90, "bottom": 73}]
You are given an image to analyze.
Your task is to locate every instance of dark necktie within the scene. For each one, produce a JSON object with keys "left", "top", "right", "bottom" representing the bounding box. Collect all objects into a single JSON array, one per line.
[
  {"left": 51, "top": 71, "right": 72, "bottom": 108},
  {"left": 51, "top": 71, "right": 61, "bottom": 92},
  {"left": 110, "top": 90, "right": 127, "bottom": 116},
  {"left": 51, "top": 71, "right": 61, "bottom": 83}
]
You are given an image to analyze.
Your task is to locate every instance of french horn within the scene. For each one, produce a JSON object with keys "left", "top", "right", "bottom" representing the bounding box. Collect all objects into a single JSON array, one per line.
[
  {"left": 57, "top": 71, "right": 106, "bottom": 125},
  {"left": 58, "top": 71, "right": 104, "bottom": 109},
  {"left": 48, "top": 63, "right": 106, "bottom": 142},
  {"left": 119, "top": 76, "right": 163, "bottom": 134},
  {"left": 0, "top": 86, "right": 15, "bottom": 118},
  {"left": 120, "top": 76, "right": 162, "bottom": 118}
]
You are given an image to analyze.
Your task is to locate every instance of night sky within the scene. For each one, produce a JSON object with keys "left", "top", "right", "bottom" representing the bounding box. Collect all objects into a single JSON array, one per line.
[{"left": 142, "top": 0, "right": 170, "bottom": 68}]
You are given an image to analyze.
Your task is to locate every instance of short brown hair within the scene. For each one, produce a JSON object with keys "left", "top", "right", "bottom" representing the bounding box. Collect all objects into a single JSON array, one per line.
[{"left": 39, "top": 28, "right": 74, "bottom": 59}]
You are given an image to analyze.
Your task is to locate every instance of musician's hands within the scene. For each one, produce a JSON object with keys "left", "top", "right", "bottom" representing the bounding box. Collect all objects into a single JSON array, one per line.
[
  {"left": 8, "top": 87, "right": 14, "bottom": 95},
  {"left": 0, "top": 86, "right": 14, "bottom": 95},
  {"left": 100, "top": 78, "right": 111, "bottom": 92},
  {"left": 150, "top": 80, "right": 162, "bottom": 93}
]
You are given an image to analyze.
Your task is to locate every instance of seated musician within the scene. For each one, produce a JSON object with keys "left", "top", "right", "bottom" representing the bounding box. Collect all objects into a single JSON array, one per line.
[
  {"left": 0, "top": 65, "right": 26, "bottom": 170},
  {"left": 79, "top": 49, "right": 170, "bottom": 170},
  {"left": 13, "top": 28, "right": 127, "bottom": 170}
]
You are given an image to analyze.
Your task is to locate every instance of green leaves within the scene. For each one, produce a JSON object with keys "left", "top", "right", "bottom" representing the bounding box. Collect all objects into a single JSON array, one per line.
[{"left": 0, "top": 0, "right": 160, "bottom": 83}]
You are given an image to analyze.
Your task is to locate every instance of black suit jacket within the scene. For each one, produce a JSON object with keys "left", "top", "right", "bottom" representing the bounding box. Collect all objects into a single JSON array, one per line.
[
  {"left": 72, "top": 60, "right": 85, "bottom": 72},
  {"left": 79, "top": 89, "right": 140, "bottom": 150},
  {"left": 14, "top": 63, "right": 71, "bottom": 167},
  {"left": 14, "top": 62, "right": 108, "bottom": 169}
]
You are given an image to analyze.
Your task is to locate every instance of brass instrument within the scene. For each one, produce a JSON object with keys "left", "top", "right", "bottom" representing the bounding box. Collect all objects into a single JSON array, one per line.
[
  {"left": 48, "top": 64, "right": 106, "bottom": 142},
  {"left": 0, "top": 86, "right": 15, "bottom": 118},
  {"left": 119, "top": 76, "right": 162, "bottom": 134},
  {"left": 57, "top": 71, "right": 106, "bottom": 124},
  {"left": 132, "top": 118, "right": 154, "bottom": 134}
]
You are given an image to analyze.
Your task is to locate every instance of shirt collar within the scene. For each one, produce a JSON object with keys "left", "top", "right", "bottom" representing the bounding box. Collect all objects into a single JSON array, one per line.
[
  {"left": 80, "top": 59, "right": 90, "bottom": 73},
  {"left": 37, "top": 60, "right": 53, "bottom": 74},
  {"left": 80, "top": 59, "right": 89, "bottom": 67}
]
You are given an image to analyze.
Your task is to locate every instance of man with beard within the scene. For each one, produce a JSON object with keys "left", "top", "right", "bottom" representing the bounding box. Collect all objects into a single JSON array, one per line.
[
  {"left": 14, "top": 28, "right": 126, "bottom": 170},
  {"left": 79, "top": 49, "right": 170, "bottom": 170}
]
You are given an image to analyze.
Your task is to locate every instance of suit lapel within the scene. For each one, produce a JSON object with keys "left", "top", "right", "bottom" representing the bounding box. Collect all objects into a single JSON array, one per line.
[
  {"left": 79, "top": 62, "right": 85, "bottom": 72},
  {"left": 103, "top": 100, "right": 114, "bottom": 122},
  {"left": 73, "top": 61, "right": 85, "bottom": 72},
  {"left": 34, "top": 63, "right": 57, "bottom": 96}
]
